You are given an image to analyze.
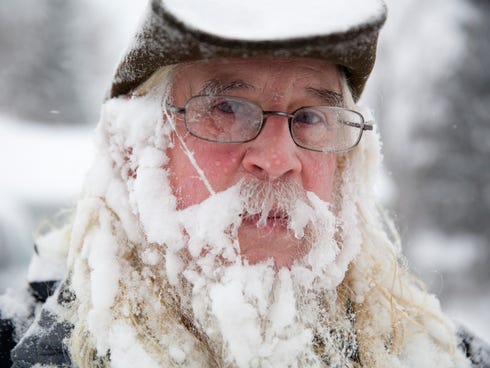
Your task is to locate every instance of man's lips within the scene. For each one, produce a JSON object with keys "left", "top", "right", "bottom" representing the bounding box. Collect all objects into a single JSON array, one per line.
[{"left": 241, "top": 211, "right": 289, "bottom": 228}]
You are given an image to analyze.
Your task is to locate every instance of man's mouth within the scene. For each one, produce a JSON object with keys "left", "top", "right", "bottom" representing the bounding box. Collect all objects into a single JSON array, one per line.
[{"left": 241, "top": 210, "right": 289, "bottom": 228}]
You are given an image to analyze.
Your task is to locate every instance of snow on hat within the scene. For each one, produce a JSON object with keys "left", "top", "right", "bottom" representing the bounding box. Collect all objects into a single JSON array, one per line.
[{"left": 109, "top": 0, "right": 387, "bottom": 101}]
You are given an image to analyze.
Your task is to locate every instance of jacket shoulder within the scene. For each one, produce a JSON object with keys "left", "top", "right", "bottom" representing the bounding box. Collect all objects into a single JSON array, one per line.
[
  {"left": 1, "top": 282, "right": 74, "bottom": 368},
  {"left": 11, "top": 307, "right": 73, "bottom": 368},
  {"left": 0, "top": 222, "right": 71, "bottom": 367},
  {"left": 0, "top": 287, "right": 37, "bottom": 367},
  {"left": 457, "top": 325, "right": 490, "bottom": 368},
  {"left": 0, "top": 317, "right": 16, "bottom": 367}
]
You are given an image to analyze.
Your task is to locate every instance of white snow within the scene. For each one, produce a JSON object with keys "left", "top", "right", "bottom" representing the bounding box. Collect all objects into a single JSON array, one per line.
[
  {"left": 177, "top": 185, "right": 243, "bottom": 260},
  {"left": 85, "top": 225, "right": 120, "bottom": 351},
  {"left": 164, "top": 0, "right": 386, "bottom": 40},
  {"left": 0, "top": 115, "right": 94, "bottom": 203},
  {"left": 108, "top": 322, "right": 161, "bottom": 368},
  {"left": 1, "top": 0, "right": 489, "bottom": 365},
  {"left": 27, "top": 223, "right": 70, "bottom": 282},
  {"left": 0, "top": 287, "right": 33, "bottom": 321}
]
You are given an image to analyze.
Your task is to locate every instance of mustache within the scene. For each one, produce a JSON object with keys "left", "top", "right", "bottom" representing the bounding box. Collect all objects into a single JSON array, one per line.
[{"left": 238, "top": 179, "right": 308, "bottom": 228}]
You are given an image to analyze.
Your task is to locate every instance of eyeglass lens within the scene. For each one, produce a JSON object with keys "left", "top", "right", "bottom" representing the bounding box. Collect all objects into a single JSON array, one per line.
[{"left": 183, "top": 96, "right": 364, "bottom": 152}]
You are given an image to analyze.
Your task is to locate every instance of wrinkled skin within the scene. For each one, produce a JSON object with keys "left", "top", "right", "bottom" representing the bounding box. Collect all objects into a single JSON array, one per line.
[{"left": 167, "top": 58, "right": 341, "bottom": 268}]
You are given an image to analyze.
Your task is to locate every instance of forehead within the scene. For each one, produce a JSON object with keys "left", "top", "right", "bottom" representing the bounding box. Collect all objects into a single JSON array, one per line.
[{"left": 171, "top": 57, "right": 342, "bottom": 99}]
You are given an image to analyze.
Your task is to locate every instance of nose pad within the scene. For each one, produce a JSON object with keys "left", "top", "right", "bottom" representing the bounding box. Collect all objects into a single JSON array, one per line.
[{"left": 242, "top": 115, "right": 302, "bottom": 180}]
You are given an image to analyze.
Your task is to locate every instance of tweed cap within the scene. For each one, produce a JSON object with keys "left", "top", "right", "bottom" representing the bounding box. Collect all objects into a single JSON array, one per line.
[{"left": 109, "top": 0, "right": 387, "bottom": 101}]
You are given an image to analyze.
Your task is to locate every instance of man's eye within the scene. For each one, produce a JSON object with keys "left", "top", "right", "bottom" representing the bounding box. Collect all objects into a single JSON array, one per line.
[
  {"left": 213, "top": 100, "right": 243, "bottom": 114},
  {"left": 293, "top": 110, "right": 324, "bottom": 125}
]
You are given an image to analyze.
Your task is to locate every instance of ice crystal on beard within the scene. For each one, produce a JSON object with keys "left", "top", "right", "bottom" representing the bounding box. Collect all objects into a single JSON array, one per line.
[
  {"left": 239, "top": 179, "right": 307, "bottom": 231},
  {"left": 308, "top": 294, "right": 359, "bottom": 367}
]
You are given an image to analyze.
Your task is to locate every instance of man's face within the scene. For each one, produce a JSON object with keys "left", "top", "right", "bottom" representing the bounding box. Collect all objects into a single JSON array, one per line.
[{"left": 167, "top": 58, "right": 341, "bottom": 268}]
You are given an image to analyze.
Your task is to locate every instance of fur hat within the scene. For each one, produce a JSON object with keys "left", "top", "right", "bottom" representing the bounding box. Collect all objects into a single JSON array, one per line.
[{"left": 109, "top": 0, "right": 387, "bottom": 101}]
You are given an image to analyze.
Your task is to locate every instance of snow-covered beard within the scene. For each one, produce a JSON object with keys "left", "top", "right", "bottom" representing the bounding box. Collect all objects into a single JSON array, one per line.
[
  {"left": 65, "top": 96, "right": 364, "bottom": 367},
  {"left": 67, "top": 95, "right": 468, "bottom": 368},
  {"left": 157, "top": 177, "right": 360, "bottom": 367},
  {"left": 174, "top": 178, "right": 341, "bottom": 270}
]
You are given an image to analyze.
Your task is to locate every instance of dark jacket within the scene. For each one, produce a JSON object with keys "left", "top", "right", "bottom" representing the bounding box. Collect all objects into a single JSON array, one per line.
[{"left": 0, "top": 280, "right": 73, "bottom": 368}]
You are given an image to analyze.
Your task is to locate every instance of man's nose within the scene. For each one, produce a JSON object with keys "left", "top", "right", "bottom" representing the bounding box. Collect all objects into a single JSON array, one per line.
[{"left": 241, "top": 115, "right": 302, "bottom": 180}]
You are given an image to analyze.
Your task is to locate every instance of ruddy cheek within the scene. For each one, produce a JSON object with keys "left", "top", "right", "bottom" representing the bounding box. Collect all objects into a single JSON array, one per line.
[
  {"left": 194, "top": 149, "right": 243, "bottom": 189},
  {"left": 304, "top": 154, "right": 337, "bottom": 201},
  {"left": 211, "top": 159, "right": 232, "bottom": 174}
]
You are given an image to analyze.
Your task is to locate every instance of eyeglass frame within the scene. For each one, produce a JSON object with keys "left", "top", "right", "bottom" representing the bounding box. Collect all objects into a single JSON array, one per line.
[{"left": 164, "top": 95, "right": 373, "bottom": 153}]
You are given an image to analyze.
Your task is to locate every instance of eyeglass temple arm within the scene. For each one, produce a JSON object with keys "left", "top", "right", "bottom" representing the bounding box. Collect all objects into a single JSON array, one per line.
[
  {"left": 343, "top": 120, "right": 374, "bottom": 131},
  {"left": 165, "top": 103, "right": 185, "bottom": 114},
  {"left": 363, "top": 122, "right": 374, "bottom": 131}
]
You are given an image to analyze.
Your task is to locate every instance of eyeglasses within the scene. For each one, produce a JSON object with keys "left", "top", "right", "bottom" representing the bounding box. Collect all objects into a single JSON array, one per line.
[{"left": 165, "top": 95, "right": 372, "bottom": 153}]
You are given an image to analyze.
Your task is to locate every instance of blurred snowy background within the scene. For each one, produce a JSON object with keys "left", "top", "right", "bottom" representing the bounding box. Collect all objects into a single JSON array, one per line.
[{"left": 1, "top": 0, "right": 488, "bottom": 341}]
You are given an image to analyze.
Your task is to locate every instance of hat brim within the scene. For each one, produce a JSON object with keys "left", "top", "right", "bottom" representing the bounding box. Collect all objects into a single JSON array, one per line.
[{"left": 109, "top": 0, "right": 387, "bottom": 101}]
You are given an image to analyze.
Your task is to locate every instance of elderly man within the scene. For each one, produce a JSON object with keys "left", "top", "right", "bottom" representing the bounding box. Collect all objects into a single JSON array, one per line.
[{"left": 1, "top": 0, "right": 489, "bottom": 367}]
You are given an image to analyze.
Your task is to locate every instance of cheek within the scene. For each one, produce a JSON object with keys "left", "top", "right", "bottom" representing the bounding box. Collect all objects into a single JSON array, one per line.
[
  {"left": 197, "top": 149, "right": 240, "bottom": 179},
  {"left": 302, "top": 154, "right": 337, "bottom": 202},
  {"left": 167, "top": 138, "right": 244, "bottom": 208}
]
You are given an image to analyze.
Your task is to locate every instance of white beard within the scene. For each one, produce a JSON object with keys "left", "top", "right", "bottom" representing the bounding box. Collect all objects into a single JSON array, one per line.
[
  {"left": 69, "top": 97, "right": 365, "bottom": 367},
  {"left": 152, "top": 180, "right": 360, "bottom": 367},
  {"left": 70, "top": 97, "right": 469, "bottom": 368}
]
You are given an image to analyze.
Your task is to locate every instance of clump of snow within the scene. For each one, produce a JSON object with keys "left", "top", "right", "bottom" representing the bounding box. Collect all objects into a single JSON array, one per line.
[
  {"left": 27, "top": 221, "right": 70, "bottom": 283},
  {"left": 177, "top": 185, "right": 243, "bottom": 260},
  {"left": 0, "top": 286, "right": 35, "bottom": 343},
  {"left": 164, "top": 0, "right": 386, "bottom": 40},
  {"left": 108, "top": 322, "right": 161, "bottom": 368},
  {"left": 447, "top": 295, "right": 490, "bottom": 342},
  {"left": 398, "top": 316, "right": 472, "bottom": 368},
  {"left": 168, "top": 345, "right": 186, "bottom": 364},
  {"left": 0, "top": 287, "right": 34, "bottom": 322},
  {"left": 84, "top": 211, "right": 121, "bottom": 354}
]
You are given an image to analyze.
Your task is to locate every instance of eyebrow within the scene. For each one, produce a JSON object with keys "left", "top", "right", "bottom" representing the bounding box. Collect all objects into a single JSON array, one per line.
[
  {"left": 197, "top": 79, "right": 344, "bottom": 106},
  {"left": 198, "top": 79, "right": 255, "bottom": 95},
  {"left": 306, "top": 87, "right": 344, "bottom": 106}
]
